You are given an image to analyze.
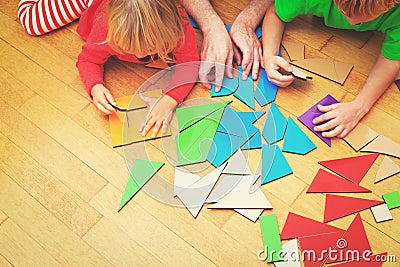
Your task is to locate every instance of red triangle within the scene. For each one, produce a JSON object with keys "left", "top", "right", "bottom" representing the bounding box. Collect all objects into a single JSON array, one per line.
[
  {"left": 326, "top": 213, "right": 372, "bottom": 263},
  {"left": 330, "top": 252, "right": 387, "bottom": 267},
  {"left": 280, "top": 212, "right": 344, "bottom": 240},
  {"left": 324, "top": 194, "right": 384, "bottom": 222},
  {"left": 307, "top": 169, "right": 371, "bottom": 193},
  {"left": 298, "top": 231, "right": 344, "bottom": 267},
  {"left": 319, "top": 153, "right": 379, "bottom": 184}
]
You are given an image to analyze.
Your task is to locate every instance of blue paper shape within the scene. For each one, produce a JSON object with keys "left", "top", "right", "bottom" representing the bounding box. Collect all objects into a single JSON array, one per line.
[
  {"left": 189, "top": 15, "right": 199, "bottom": 29},
  {"left": 217, "top": 106, "right": 258, "bottom": 139},
  {"left": 255, "top": 68, "right": 278, "bottom": 106},
  {"left": 234, "top": 66, "right": 255, "bottom": 110},
  {"left": 261, "top": 144, "right": 292, "bottom": 184},
  {"left": 210, "top": 76, "right": 239, "bottom": 97},
  {"left": 255, "top": 25, "right": 262, "bottom": 38},
  {"left": 237, "top": 111, "right": 265, "bottom": 124},
  {"left": 283, "top": 117, "right": 316, "bottom": 155},
  {"left": 207, "top": 131, "right": 247, "bottom": 167},
  {"left": 242, "top": 130, "right": 262, "bottom": 150},
  {"left": 262, "top": 102, "right": 287, "bottom": 144}
]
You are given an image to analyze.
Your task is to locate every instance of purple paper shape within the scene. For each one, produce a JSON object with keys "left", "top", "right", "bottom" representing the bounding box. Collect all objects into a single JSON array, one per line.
[
  {"left": 395, "top": 79, "right": 400, "bottom": 90},
  {"left": 297, "top": 94, "right": 339, "bottom": 146}
]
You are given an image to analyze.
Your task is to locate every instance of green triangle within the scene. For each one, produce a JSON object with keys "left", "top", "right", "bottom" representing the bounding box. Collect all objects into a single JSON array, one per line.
[
  {"left": 118, "top": 159, "right": 164, "bottom": 211},
  {"left": 176, "top": 101, "right": 231, "bottom": 132}
]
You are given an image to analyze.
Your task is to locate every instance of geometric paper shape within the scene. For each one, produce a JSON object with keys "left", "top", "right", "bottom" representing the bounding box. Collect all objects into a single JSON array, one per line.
[
  {"left": 283, "top": 117, "right": 316, "bottom": 155},
  {"left": 307, "top": 169, "right": 371, "bottom": 193},
  {"left": 176, "top": 163, "right": 227, "bottom": 218},
  {"left": 255, "top": 68, "right": 278, "bottom": 107},
  {"left": 274, "top": 238, "right": 301, "bottom": 267},
  {"left": 237, "top": 111, "right": 266, "bottom": 124},
  {"left": 280, "top": 212, "right": 344, "bottom": 241},
  {"left": 371, "top": 204, "right": 392, "bottom": 223},
  {"left": 262, "top": 144, "right": 293, "bottom": 185},
  {"left": 396, "top": 79, "right": 400, "bottom": 90},
  {"left": 210, "top": 76, "right": 239, "bottom": 97},
  {"left": 326, "top": 213, "right": 372, "bottom": 264},
  {"left": 382, "top": 191, "right": 400, "bottom": 209},
  {"left": 144, "top": 59, "right": 170, "bottom": 70},
  {"left": 234, "top": 66, "right": 255, "bottom": 110},
  {"left": 259, "top": 214, "right": 284, "bottom": 262},
  {"left": 223, "top": 149, "right": 252, "bottom": 175},
  {"left": 343, "top": 123, "right": 379, "bottom": 151},
  {"left": 113, "top": 90, "right": 163, "bottom": 111},
  {"left": 173, "top": 167, "right": 201, "bottom": 197},
  {"left": 297, "top": 94, "right": 339, "bottom": 146},
  {"left": 330, "top": 252, "right": 387, "bottom": 267},
  {"left": 291, "top": 66, "right": 312, "bottom": 80},
  {"left": 291, "top": 58, "right": 353, "bottom": 85},
  {"left": 262, "top": 102, "right": 287, "bottom": 144},
  {"left": 360, "top": 135, "right": 400, "bottom": 158},
  {"left": 298, "top": 231, "right": 344, "bottom": 267},
  {"left": 375, "top": 156, "right": 400, "bottom": 183},
  {"left": 217, "top": 106, "right": 259, "bottom": 139},
  {"left": 188, "top": 15, "right": 199, "bottom": 29},
  {"left": 319, "top": 153, "right": 379, "bottom": 184},
  {"left": 118, "top": 159, "right": 164, "bottom": 211},
  {"left": 324, "top": 194, "right": 384, "bottom": 222},
  {"left": 235, "top": 208, "right": 264, "bottom": 222},
  {"left": 242, "top": 129, "right": 262, "bottom": 150},
  {"left": 205, "top": 175, "right": 243, "bottom": 204},
  {"left": 281, "top": 41, "right": 305, "bottom": 61}
]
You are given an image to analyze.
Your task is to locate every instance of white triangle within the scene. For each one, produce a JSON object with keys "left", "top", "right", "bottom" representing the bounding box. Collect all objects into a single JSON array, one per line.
[
  {"left": 174, "top": 167, "right": 201, "bottom": 197},
  {"left": 205, "top": 176, "right": 243, "bottom": 203},
  {"left": 223, "top": 149, "right": 252, "bottom": 175},
  {"left": 375, "top": 156, "right": 400, "bottom": 183},
  {"left": 177, "top": 163, "right": 227, "bottom": 218},
  {"left": 234, "top": 209, "right": 264, "bottom": 222},
  {"left": 274, "top": 239, "right": 301, "bottom": 267}
]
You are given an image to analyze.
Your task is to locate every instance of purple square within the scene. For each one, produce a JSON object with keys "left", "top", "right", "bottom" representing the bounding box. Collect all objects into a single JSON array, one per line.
[
  {"left": 395, "top": 79, "right": 400, "bottom": 90},
  {"left": 297, "top": 94, "right": 339, "bottom": 146}
]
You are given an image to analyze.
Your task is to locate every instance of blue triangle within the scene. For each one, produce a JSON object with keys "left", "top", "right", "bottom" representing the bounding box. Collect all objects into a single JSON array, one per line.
[
  {"left": 262, "top": 102, "right": 287, "bottom": 144},
  {"left": 210, "top": 76, "right": 238, "bottom": 97},
  {"left": 207, "top": 131, "right": 247, "bottom": 167},
  {"left": 237, "top": 111, "right": 265, "bottom": 124},
  {"left": 255, "top": 68, "right": 278, "bottom": 107},
  {"left": 261, "top": 144, "right": 292, "bottom": 184},
  {"left": 234, "top": 66, "right": 255, "bottom": 110},
  {"left": 217, "top": 106, "right": 258, "bottom": 139},
  {"left": 283, "top": 117, "right": 316, "bottom": 155},
  {"left": 189, "top": 15, "right": 199, "bottom": 29},
  {"left": 255, "top": 25, "right": 262, "bottom": 38},
  {"left": 242, "top": 130, "right": 262, "bottom": 150}
]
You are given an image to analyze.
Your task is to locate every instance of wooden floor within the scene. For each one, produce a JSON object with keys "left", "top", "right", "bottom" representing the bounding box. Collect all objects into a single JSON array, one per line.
[{"left": 1, "top": 0, "right": 399, "bottom": 266}]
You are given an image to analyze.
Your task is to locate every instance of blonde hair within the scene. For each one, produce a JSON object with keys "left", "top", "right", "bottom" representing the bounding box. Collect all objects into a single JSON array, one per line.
[
  {"left": 106, "top": 0, "right": 183, "bottom": 62},
  {"left": 334, "top": 0, "right": 398, "bottom": 17}
]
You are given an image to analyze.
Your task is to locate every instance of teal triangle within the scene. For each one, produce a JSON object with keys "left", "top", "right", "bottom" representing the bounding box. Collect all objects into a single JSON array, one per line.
[
  {"left": 210, "top": 76, "right": 238, "bottom": 97},
  {"left": 234, "top": 66, "right": 255, "bottom": 110},
  {"left": 255, "top": 68, "right": 278, "bottom": 107},
  {"left": 283, "top": 117, "right": 316, "bottom": 155},
  {"left": 242, "top": 130, "right": 262, "bottom": 150},
  {"left": 118, "top": 159, "right": 164, "bottom": 211},
  {"left": 237, "top": 111, "right": 265, "bottom": 124},
  {"left": 261, "top": 144, "right": 292, "bottom": 184},
  {"left": 217, "top": 106, "right": 258, "bottom": 139},
  {"left": 262, "top": 102, "right": 287, "bottom": 144}
]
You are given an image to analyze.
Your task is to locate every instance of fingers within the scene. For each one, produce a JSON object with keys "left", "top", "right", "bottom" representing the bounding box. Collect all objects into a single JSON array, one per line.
[
  {"left": 259, "top": 46, "right": 265, "bottom": 69},
  {"left": 313, "top": 110, "right": 337, "bottom": 125},
  {"left": 268, "top": 71, "right": 295, "bottom": 87},
  {"left": 322, "top": 124, "right": 344, "bottom": 138},
  {"left": 95, "top": 102, "right": 112, "bottom": 115},
  {"left": 225, "top": 50, "right": 234, "bottom": 79},
  {"left": 251, "top": 45, "right": 261, "bottom": 80},
  {"left": 232, "top": 44, "right": 242, "bottom": 66},
  {"left": 275, "top": 57, "right": 293, "bottom": 73},
  {"left": 314, "top": 118, "right": 338, "bottom": 132},
  {"left": 338, "top": 128, "right": 349, "bottom": 139},
  {"left": 151, "top": 121, "right": 162, "bottom": 138},
  {"left": 240, "top": 46, "right": 253, "bottom": 80},
  {"left": 138, "top": 118, "right": 146, "bottom": 132},
  {"left": 104, "top": 90, "right": 116, "bottom": 106},
  {"left": 199, "top": 61, "right": 213, "bottom": 90},
  {"left": 317, "top": 103, "right": 338, "bottom": 113},
  {"left": 141, "top": 117, "right": 155, "bottom": 137}
]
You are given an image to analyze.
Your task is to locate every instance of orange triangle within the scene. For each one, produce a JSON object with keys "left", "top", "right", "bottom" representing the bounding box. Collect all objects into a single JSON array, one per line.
[
  {"left": 324, "top": 194, "right": 384, "bottom": 222},
  {"left": 319, "top": 153, "right": 379, "bottom": 184},
  {"left": 375, "top": 156, "right": 400, "bottom": 183},
  {"left": 307, "top": 169, "right": 371, "bottom": 193},
  {"left": 280, "top": 212, "right": 344, "bottom": 240},
  {"left": 145, "top": 59, "right": 170, "bottom": 70}
]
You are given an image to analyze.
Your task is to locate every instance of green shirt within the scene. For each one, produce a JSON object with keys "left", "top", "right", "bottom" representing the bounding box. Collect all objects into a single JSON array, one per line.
[{"left": 275, "top": 0, "right": 400, "bottom": 60}]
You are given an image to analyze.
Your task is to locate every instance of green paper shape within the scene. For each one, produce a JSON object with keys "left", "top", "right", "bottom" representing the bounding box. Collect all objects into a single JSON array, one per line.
[
  {"left": 382, "top": 191, "right": 400, "bottom": 209},
  {"left": 176, "top": 101, "right": 230, "bottom": 132},
  {"left": 118, "top": 159, "right": 164, "bottom": 211},
  {"left": 283, "top": 116, "right": 316, "bottom": 155},
  {"left": 259, "top": 214, "right": 284, "bottom": 262}
]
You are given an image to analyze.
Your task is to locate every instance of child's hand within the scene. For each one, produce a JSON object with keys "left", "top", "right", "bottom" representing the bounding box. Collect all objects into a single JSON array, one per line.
[
  {"left": 312, "top": 101, "right": 368, "bottom": 138},
  {"left": 139, "top": 94, "right": 178, "bottom": 138},
  {"left": 91, "top": 84, "right": 117, "bottom": 115},
  {"left": 264, "top": 56, "right": 295, "bottom": 87}
]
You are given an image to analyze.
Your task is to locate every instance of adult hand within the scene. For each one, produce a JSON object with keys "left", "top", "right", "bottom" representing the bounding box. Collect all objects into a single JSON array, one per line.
[
  {"left": 91, "top": 84, "right": 116, "bottom": 115},
  {"left": 313, "top": 101, "right": 368, "bottom": 138},
  {"left": 264, "top": 56, "right": 295, "bottom": 87}
]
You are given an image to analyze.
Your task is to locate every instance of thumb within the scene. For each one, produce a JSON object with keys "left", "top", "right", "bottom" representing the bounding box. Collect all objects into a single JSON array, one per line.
[
  {"left": 276, "top": 57, "right": 293, "bottom": 72},
  {"left": 104, "top": 89, "right": 116, "bottom": 105}
]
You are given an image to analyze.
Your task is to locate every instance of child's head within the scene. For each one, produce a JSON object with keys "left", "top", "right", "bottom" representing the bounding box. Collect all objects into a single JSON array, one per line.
[
  {"left": 334, "top": 0, "right": 398, "bottom": 24},
  {"left": 106, "top": 0, "right": 183, "bottom": 61}
]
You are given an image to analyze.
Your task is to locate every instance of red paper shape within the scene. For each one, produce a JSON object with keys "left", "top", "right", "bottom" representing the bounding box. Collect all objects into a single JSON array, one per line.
[
  {"left": 281, "top": 212, "right": 344, "bottom": 240},
  {"left": 307, "top": 169, "right": 371, "bottom": 193},
  {"left": 326, "top": 213, "right": 372, "bottom": 263},
  {"left": 330, "top": 252, "right": 387, "bottom": 267},
  {"left": 298, "top": 231, "right": 344, "bottom": 267},
  {"left": 319, "top": 153, "right": 379, "bottom": 184},
  {"left": 324, "top": 194, "right": 384, "bottom": 222}
]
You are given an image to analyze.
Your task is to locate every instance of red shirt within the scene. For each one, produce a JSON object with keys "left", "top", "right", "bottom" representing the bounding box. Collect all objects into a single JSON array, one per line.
[{"left": 76, "top": 0, "right": 199, "bottom": 104}]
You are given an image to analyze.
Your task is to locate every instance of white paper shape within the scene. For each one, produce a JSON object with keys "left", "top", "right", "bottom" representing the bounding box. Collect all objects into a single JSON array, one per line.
[
  {"left": 234, "top": 209, "right": 264, "bottom": 222},
  {"left": 205, "top": 175, "right": 243, "bottom": 203},
  {"left": 177, "top": 163, "right": 227, "bottom": 218},
  {"left": 174, "top": 167, "right": 201, "bottom": 196},
  {"left": 375, "top": 156, "right": 400, "bottom": 183},
  {"left": 371, "top": 204, "right": 392, "bottom": 223},
  {"left": 223, "top": 149, "right": 252, "bottom": 175},
  {"left": 274, "top": 239, "right": 301, "bottom": 267},
  {"left": 360, "top": 135, "right": 400, "bottom": 158}
]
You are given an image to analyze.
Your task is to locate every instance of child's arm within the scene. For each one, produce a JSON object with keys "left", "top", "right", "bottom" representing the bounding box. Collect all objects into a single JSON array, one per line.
[
  {"left": 313, "top": 54, "right": 400, "bottom": 138},
  {"left": 262, "top": 4, "right": 295, "bottom": 87}
]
